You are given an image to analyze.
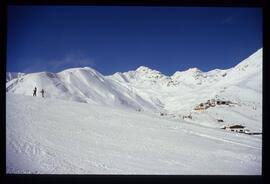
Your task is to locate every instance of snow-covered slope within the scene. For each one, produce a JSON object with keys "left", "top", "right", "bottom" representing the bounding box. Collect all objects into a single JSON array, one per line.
[
  {"left": 6, "top": 48, "right": 262, "bottom": 174},
  {"left": 6, "top": 93, "right": 262, "bottom": 174},
  {"left": 6, "top": 67, "right": 159, "bottom": 111},
  {"left": 6, "top": 72, "right": 25, "bottom": 82},
  {"left": 6, "top": 48, "right": 262, "bottom": 132},
  {"left": 108, "top": 49, "right": 262, "bottom": 131}
]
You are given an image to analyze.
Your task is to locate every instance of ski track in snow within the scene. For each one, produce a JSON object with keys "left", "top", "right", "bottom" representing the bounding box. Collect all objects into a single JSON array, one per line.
[{"left": 182, "top": 129, "right": 261, "bottom": 150}]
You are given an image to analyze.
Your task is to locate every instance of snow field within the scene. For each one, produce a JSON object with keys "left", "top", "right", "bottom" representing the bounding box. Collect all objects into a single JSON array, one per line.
[{"left": 6, "top": 94, "right": 261, "bottom": 174}]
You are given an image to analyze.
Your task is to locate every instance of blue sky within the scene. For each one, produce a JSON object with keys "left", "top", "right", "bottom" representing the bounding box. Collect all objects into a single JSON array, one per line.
[{"left": 7, "top": 6, "right": 262, "bottom": 75}]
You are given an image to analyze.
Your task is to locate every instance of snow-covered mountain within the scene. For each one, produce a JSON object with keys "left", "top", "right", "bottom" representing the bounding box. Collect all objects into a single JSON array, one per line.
[
  {"left": 6, "top": 48, "right": 262, "bottom": 131},
  {"left": 6, "top": 48, "right": 262, "bottom": 174},
  {"left": 110, "top": 66, "right": 173, "bottom": 86},
  {"left": 6, "top": 67, "right": 160, "bottom": 111}
]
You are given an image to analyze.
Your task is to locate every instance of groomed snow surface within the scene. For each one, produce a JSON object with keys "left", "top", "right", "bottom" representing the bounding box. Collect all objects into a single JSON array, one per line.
[{"left": 6, "top": 48, "right": 262, "bottom": 174}]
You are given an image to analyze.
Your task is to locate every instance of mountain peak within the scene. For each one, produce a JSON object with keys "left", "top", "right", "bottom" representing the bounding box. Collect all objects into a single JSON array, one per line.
[
  {"left": 60, "top": 66, "right": 95, "bottom": 72},
  {"left": 233, "top": 48, "right": 262, "bottom": 71},
  {"left": 172, "top": 67, "right": 202, "bottom": 78},
  {"left": 135, "top": 66, "right": 152, "bottom": 72},
  {"left": 59, "top": 66, "right": 102, "bottom": 75},
  {"left": 187, "top": 67, "right": 202, "bottom": 73}
]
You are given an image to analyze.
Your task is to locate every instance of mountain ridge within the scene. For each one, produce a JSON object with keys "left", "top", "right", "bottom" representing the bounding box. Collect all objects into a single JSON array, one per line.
[{"left": 6, "top": 48, "right": 262, "bottom": 115}]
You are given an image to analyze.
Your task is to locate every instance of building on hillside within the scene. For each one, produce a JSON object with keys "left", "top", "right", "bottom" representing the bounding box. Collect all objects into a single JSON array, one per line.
[{"left": 222, "top": 124, "right": 249, "bottom": 133}]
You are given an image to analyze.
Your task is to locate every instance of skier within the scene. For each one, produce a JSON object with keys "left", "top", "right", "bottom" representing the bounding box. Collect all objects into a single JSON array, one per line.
[
  {"left": 40, "top": 89, "right": 45, "bottom": 98},
  {"left": 33, "top": 87, "right": 37, "bottom": 96}
]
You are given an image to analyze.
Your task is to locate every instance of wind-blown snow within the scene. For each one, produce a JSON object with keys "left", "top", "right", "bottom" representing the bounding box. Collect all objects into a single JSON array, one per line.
[{"left": 6, "top": 48, "right": 262, "bottom": 174}]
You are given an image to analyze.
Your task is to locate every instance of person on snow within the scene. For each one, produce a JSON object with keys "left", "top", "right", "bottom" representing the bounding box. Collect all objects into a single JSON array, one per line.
[
  {"left": 33, "top": 87, "right": 37, "bottom": 96},
  {"left": 40, "top": 89, "right": 45, "bottom": 98}
]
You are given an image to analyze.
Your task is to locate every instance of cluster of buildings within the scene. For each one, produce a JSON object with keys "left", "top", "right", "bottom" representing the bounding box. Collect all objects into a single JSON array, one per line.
[
  {"left": 194, "top": 99, "right": 232, "bottom": 111},
  {"left": 221, "top": 124, "right": 249, "bottom": 133}
]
